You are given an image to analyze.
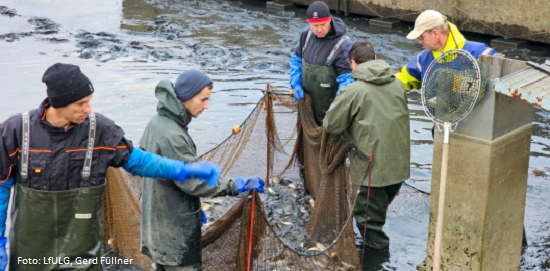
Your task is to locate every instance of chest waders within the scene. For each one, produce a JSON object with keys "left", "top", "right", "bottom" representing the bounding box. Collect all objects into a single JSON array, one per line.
[
  {"left": 301, "top": 31, "right": 350, "bottom": 126},
  {"left": 10, "top": 112, "right": 104, "bottom": 271}
]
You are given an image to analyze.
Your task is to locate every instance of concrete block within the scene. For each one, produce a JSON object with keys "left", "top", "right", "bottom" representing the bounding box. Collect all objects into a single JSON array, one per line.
[
  {"left": 266, "top": 1, "right": 296, "bottom": 11},
  {"left": 491, "top": 38, "right": 529, "bottom": 49},
  {"left": 368, "top": 18, "right": 401, "bottom": 29},
  {"left": 426, "top": 124, "right": 531, "bottom": 271}
]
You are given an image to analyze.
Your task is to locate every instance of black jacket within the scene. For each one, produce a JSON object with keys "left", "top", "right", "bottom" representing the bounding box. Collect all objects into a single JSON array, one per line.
[
  {"left": 0, "top": 99, "right": 132, "bottom": 191},
  {"left": 295, "top": 17, "right": 353, "bottom": 75}
]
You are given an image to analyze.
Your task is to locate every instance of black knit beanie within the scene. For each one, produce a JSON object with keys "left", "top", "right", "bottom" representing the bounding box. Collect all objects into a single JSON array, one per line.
[{"left": 42, "top": 63, "right": 95, "bottom": 108}]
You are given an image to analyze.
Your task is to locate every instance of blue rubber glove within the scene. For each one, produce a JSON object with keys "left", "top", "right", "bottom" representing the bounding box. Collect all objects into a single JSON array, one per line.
[
  {"left": 235, "top": 177, "right": 265, "bottom": 194},
  {"left": 292, "top": 85, "right": 305, "bottom": 101},
  {"left": 290, "top": 52, "right": 305, "bottom": 100},
  {"left": 0, "top": 237, "right": 6, "bottom": 271},
  {"left": 178, "top": 162, "right": 220, "bottom": 188},
  {"left": 0, "top": 236, "right": 8, "bottom": 271},
  {"left": 0, "top": 177, "right": 13, "bottom": 236},
  {"left": 201, "top": 209, "right": 207, "bottom": 227},
  {"left": 123, "top": 147, "right": 220, "bottom": 188},
  {"left": 336, "top": 73, "right": 354, "bottom": 95},
  {"left": 0, "top": 176, "right": 13, "bottom": 271}
]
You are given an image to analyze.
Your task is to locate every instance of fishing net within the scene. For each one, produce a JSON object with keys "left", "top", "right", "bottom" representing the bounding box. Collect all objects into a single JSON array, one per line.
[
  {"left": 422, "top": 49, "right": 486, "bottom": 124},
  {"left": 102, "top": 84, "right": 431, "bottom": 271},
  {"left": 103, "top": 167, "right": 153, "bottom": 269},
  {"left": 198, "top": 88, "right": 362, "bottom": 270}
]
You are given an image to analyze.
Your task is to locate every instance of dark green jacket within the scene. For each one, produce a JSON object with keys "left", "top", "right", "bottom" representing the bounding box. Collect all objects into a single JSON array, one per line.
[
  {"left": 139, "top": 80, "right": 238, "bottom": 266},
  {"left": 323, "top": 60, "right": 410, "bottom": 187}
]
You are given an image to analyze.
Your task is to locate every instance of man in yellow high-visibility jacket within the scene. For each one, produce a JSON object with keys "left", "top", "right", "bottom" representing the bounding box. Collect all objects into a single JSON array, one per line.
[{"left": 396, "top": 10, "right": 496, "bottom": 91}]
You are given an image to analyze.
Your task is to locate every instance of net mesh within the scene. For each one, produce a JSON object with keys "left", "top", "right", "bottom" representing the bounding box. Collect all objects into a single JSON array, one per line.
[
  {"left": 102, "top": 84, "right": 431, "bottom": 271},
  {"left": 422, "top": 49, "right": 486, "bottom": 124},
  {"left": 103, "top": 167, "right": 153, "bottom": 270},
  {"left": 199, "top": 88, "right": 361, "bottom": 270}
]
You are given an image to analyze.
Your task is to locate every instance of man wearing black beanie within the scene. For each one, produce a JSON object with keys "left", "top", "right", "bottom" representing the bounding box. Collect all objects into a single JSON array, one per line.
[
  {"left": 42, "top": 63, "right": 95, "bottom": 109},
  {"left": 289, "top": 0, "right": 354, "bottom": 126},
  {"left": 140, "top": 70, "right": 265, "bottom": 271},
  {"left": 0, "top": 63, "right": 222, "bottom": 271}
]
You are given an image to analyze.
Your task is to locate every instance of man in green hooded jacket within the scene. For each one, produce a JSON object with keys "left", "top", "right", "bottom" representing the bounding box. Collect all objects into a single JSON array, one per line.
[
  {"left": 323, "top": 41, "right": 410, "bottom": 264},
  {"left": 139, "top": 70, "right": 265, "bottom": 271}
]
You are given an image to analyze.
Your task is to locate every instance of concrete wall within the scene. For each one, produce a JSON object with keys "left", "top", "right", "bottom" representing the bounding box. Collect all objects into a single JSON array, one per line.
[{"left": 288, "top": 0, "right": 550, "bottom": 44}]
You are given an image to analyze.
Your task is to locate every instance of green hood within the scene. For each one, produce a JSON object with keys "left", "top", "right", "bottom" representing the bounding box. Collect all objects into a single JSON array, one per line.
[
  {"left": 351, "top": 60, "right": 395, "bottom": 85},
  {"left": 140, "top": 79, "right": 238, "bottom": 266},
  {"left": 155, "top": 79, "right": 192, "bottom": 128}
]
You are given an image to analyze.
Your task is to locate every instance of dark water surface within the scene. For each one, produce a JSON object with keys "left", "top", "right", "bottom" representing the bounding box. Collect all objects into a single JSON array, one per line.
[{"left": 0, "top": 0, "right": 548, "bottom": 270}]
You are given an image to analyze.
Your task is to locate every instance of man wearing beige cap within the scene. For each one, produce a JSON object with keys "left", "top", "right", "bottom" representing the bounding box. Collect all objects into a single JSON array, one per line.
[
  {"left": 396, "top": 10, "right": 496, "bottom": 91},
  {"left": 398, "top": 10, "right": 530, "bottom": 253}
]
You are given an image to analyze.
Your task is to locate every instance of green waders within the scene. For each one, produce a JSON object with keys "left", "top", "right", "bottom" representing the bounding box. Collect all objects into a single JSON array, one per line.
[
  {"left": 10, "top": 113, "right": 104, "bottom": 271},
  {"left": 355, "top": 183, "right": 403, "bottom": 252},
  {"left": 301, "top": 31, "right": 350, "bottom": 126}
]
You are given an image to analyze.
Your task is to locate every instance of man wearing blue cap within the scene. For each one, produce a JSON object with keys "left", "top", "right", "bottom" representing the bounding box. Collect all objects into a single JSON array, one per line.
[{"left": 140, "top": 70, "right": 265, "bottom": 271}]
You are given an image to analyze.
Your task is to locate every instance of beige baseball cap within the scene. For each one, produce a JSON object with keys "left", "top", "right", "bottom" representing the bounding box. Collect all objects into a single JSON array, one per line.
[{"left": 406, "top": 10, "right": 447, "bottom": 40}]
